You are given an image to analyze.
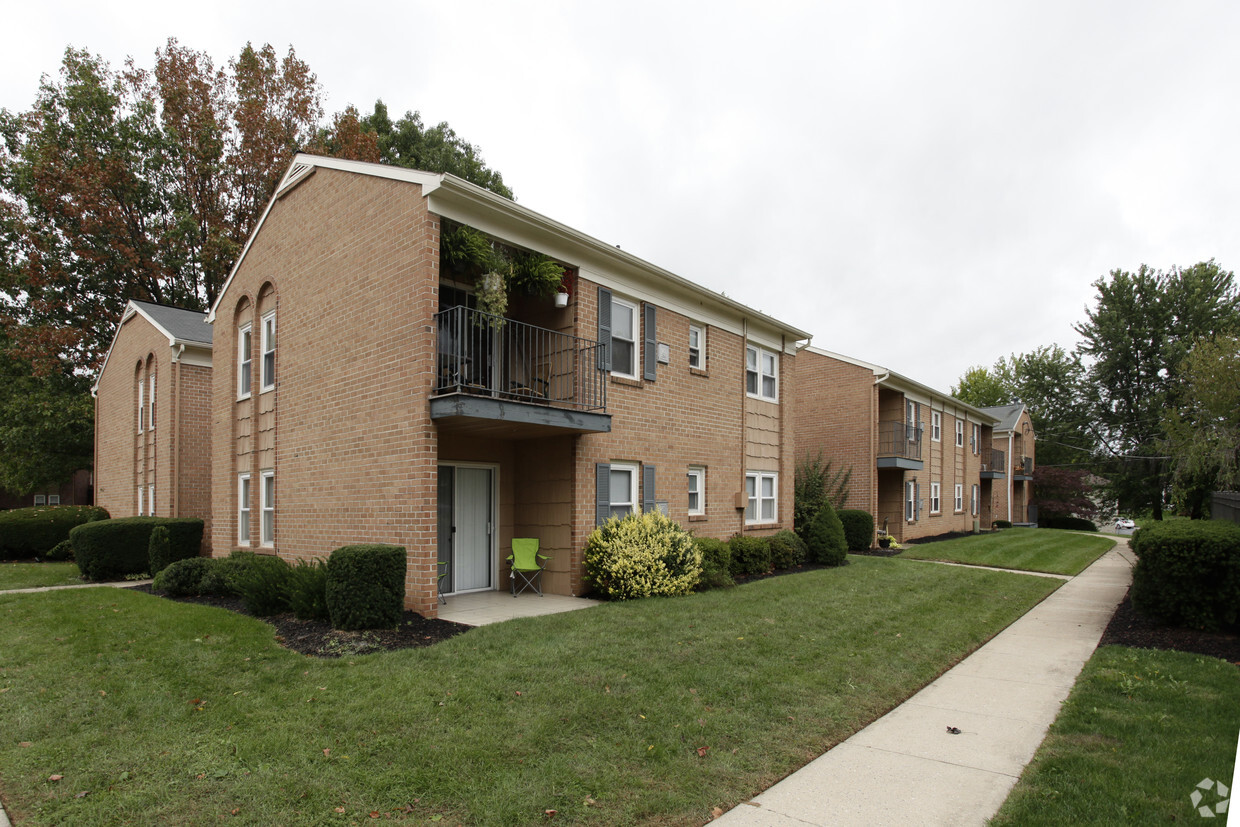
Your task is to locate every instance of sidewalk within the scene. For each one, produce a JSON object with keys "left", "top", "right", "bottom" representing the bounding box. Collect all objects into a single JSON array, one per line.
[{"left": 713, "top": 543, "right": 1134, "bottom": 826}]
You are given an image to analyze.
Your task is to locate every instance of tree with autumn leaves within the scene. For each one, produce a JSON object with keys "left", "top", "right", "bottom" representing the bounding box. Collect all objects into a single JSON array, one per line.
[{"left": 0, "top": 39, "right": 510, "bottom": 493}]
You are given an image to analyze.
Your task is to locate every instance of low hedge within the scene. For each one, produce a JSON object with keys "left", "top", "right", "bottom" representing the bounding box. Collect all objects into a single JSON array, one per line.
[
  {"left": 326, "top": 544, "right": 406, "bottom": 630},
  {"left": 70, "top": 517, "right": 203, "bottom": 581},
  {"left": 1039, "top": 516, "right": 1097, "bottom": 532},
  {"left": 993, "top": 519, "right": 1012, "bottom": 529},
  {"left": 768, "top": 529, "right": 807, "bottom": 569},
  {"left": 0, "top": 505, "right": 109, "bottom": 560},
  {"left": 728, "top": 534, "right": 771, "bottom": 577},
  {"left": 838, "top": 509, "right": 875, "bottom": 550},
  {"left": 693, "top": 537, "right": 733, "bottom": 591},
  {"left": 1130, "top": 520, "right": 1240, "bottom": 632}
]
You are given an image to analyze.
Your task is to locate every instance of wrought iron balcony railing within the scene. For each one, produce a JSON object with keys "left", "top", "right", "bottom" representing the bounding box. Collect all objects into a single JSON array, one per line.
[{"left": 877, "top": 420, "right": 923, "bottom": 461}]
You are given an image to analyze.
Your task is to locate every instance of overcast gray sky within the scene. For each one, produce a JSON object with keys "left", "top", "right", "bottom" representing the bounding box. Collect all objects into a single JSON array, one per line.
[{"left": 5, "top": 1, "right": 1238, "bottom": 392}]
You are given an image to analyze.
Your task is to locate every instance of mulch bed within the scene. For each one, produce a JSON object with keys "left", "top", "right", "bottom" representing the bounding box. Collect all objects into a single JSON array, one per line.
[
  {"left": 128, "top": 584, "right": 471, "bottom": 658},
  {"left": 1100, "top": 588, "right": 1240, "bottom": 665}
]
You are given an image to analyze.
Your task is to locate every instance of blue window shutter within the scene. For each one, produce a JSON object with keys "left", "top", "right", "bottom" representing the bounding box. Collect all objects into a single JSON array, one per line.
[
  {"left": 597, "top": 287, "right": 612, "bottom": 372},
  {"left": 596, "top": 463, "right": 610, "bottom": 526},
  {"left": 642, "top": 464, "right": 656, "bottom": 513},
  {"left": 915, "top": 481, "right": 922, "bottom": 521},
  {"left": 643, "top": 303, "right": 657, "bottom": 381}
]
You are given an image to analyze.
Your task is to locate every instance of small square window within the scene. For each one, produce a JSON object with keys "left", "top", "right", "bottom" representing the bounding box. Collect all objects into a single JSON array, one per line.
[
  {"left": 34, "top": 494, "right": 46, "bottom": 506},
  {"left": 48, "top": 494, "right": 60, "bottom": 505},
  {"left": 746, "top": 345, "right": 778, "bottom": 402}
]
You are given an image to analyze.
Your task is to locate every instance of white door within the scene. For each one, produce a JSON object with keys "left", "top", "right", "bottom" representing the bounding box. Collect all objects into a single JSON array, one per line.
[{"left": 454, "top": 467, "right": 494, "bottom": 592}]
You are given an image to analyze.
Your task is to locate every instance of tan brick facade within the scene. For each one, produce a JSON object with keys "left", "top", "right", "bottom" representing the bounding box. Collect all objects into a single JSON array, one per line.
[
  {"left": 793, "top": 348, "right": 998, "bottom": 545},
  {"left": 207, "top": 156, "right": 807, "bottom": 617},
  {"left": 93, "top": 304, "right": 213, "bottom": 543}
]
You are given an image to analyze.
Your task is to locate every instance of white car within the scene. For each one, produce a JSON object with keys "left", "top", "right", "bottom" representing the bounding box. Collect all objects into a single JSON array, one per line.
[{"left": 1115, "top": 518, "right": 1136, "bottom": 530}]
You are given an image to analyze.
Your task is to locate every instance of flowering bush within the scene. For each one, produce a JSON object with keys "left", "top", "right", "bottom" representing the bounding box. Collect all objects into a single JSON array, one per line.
[{"left": 583, "top": 511, "right": 701, "bottom": 600}]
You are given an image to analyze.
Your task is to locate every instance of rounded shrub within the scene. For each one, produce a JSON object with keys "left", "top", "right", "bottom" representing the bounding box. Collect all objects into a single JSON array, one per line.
[
  {"left": 153, "top": 556, "right": 216, "bottom": 596},
  {"left": 583, "top": 511, "right": 701, "bottom": 600},
  {"left": 805, "top": 500, "right": 847, "bottom": 566},
  {"left": 45, "top": 539, "right": 74, "bottom": 561},
  {"left": 0, "top": 505, "right": 109, "bottom": 560},
  {"left": 838, "top": 509, "right": 875, "bottom": 551},
  {"left": 70, "top": 517, "right": 203, "bottom": 582},
  {"left": 326, "top": 544, "right": 406, "bottom": 630},
  {"left": 768, "top": 529, "right": 807, "bottom": 569},
  {"left": 693, "top": 536, "right": 733, "bottom": 591},
  {"left": 1130, "top": 520, "right": 1240, "bottom": 632},
  {"left": 1039, "top": 516, "right": 1097, "bottom": 532},
  {"left": 993, "top": 519, "right": 1012, "bottom": 529},
  {"left": 727, "top": 534, "right": 771, "bottom": 577}
]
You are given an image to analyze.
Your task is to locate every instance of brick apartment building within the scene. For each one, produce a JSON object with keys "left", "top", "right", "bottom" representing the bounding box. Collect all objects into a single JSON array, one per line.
[
  {"left": 92, "top": 301, "right": 213, "bottom": 540},
  {"left": 204, "top": 154, "right": 809, "bottom": 617},
  {"left": 793, "top": 346, "right": 1008, "bottom": 544},
  {"left": 980, "top": 403, "right": 1036, "bottom": 525}
]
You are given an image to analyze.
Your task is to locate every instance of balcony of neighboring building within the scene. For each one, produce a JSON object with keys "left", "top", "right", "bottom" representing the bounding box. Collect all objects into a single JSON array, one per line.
[
  {"left": 430, "top": 305, "right": 611, "bottom": 438},
  {"left": 876, "top": 420, "right": 924, "bottom": 470},
  {"left": 980, "top": 447, "right": 1006, "bottom": 479},
  {"left": 1013, "top": 455, "right": 1034, "bottom": 481}
]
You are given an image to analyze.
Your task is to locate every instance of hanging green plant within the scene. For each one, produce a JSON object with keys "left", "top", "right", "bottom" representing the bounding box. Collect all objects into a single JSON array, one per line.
[
  {"left": 442, "top": 224, "right": 503, "bottom": 277},
  {"left": 507, "top": 251, "right": 566, "bottom": 298}
]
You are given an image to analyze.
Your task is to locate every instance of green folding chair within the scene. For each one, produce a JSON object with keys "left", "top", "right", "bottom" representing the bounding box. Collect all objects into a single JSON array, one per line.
[
  {"left": 438, "top": 560, "right": 449, "bottom": 604},
  {"left": 507, "top": 538, "right": 549, "bottom": 597}
]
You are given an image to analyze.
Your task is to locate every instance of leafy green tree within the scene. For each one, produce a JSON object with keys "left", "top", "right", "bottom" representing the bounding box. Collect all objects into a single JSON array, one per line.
[
  {"left": 361, "top": 101, "right": 513, "bottom": 198},
  {"left": 951, "top": 364, "right": 1012, "bottom": 408},
  {"left": 1074, "top": 261, "right": 1240, "bottom": 518},
  {"left": 1162, "top": 335, "right": 1240, "bottom": 517},
  {"left": 0, "top": 327, "right": 93, "bottom": 493}
]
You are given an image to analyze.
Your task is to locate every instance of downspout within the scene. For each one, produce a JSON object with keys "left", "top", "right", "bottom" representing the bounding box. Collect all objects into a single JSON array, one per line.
[
  {"left": 739, "top": 319, "right": 748, "bottom": 537},
  {"left": 1006, "top": 431, "right": 1014, "bottom": 523},
  {"left": 872, "top": 370, "right": 889, "bottom": 534},
  {"left": 172, "top": 343, "right": 184, "bottom": 518}
]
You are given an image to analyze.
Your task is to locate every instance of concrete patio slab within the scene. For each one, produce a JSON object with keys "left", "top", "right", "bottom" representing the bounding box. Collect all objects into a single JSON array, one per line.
[
  {"left": 712, "top": 542, "right": 1134, "bottom": 826},
  {"left": 437, "top": 590, "right": 602, "bottom": 626}
]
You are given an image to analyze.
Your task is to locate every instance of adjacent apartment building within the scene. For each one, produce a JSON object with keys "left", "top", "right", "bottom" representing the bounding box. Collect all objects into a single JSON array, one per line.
[
  {"left": 793, "top": 346, "right": 1005, "bottom": 544},
  {"left": 92, "top": 301, "right": 213, "bottom": 539},
  {"left": 980, "top": 403, "right": 1036, "bottom": 525},
  {"left": 205, "top": 154, "right": 809, "bottom": 617}
]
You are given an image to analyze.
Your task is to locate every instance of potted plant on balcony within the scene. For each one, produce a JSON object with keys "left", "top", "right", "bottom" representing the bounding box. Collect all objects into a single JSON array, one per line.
[{"left": 441, "top": 223, "right": 567, "bottom": 318}]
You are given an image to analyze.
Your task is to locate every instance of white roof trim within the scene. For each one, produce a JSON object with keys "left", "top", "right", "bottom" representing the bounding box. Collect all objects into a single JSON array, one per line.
[
  {"left": 799, "top": 344, "right": 998, "bottom": 424},
  {"left": 207, "top": 154, "right": 811, "bottom": 342},
  {"left": 92, "top": 301, "right": 212, "bottom": 393}
]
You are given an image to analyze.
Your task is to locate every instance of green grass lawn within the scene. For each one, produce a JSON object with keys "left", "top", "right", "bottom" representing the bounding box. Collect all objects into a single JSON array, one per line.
[
  {"left": 897, "top": 528, "right": 1115, "bottom": 575},
  {"left": 0, "top": 561, "right": 83, "bottom": 590},
  {"left": 992, "top": 646, "right": 1240, "bottom": 825},
  {"left": 0, "top": 557, "right": 1060, "bottom": 826}
]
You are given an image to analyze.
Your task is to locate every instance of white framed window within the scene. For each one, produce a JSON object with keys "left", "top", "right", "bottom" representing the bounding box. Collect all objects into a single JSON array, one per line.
[
  {"left": 238, "top": 323, "right": 253, "bottom": 398},
  {"left": 905, "top": 480, "right": 916, "bottom": 521},
  {"left": 148, "top": 374, "right": 156, "bottom": 430},
  {"left": 971, "top": 484, "right": 980, "bottom": 516},
  {"left": 260, "top": 312, "right": 276, "bottom": 392},
  {"left": 260, "top": 469, "right": 275, "bottom": 546},
  {"left": 954, "top": 483, "right": 964, "bottom": 513},
  {"left": 746, "top": 345, "right": 778, "bottom": 402},
  {"left": 610, "top": 296, "right": 639, "bottom": 379},
  {"left": 931, "top": 411, "right": 941, "bottom": 442},
  {"left": 745, "top": 471, "right": 777, "bottom": 524},
  {"left": 48, "top": 494, "right": 60, "bottom": 505},
  {"left": 148, "top": 483, "right": 155, "bottom": 516},
  {"left": 238, "top": 473, "right": 252, "bottom": 547},
  {"left": 955, "top": 420, "right": 964, "bottom": 447},
  {"left": 34, "top": 494, "right": 46, "bottom": 506},
  {"left": 687, "top": 466, "right": 705, "bottom": 516},
  {"left": 688, "top": 324, "right": 705, "bottom": 369},
  {"left": 971, "top": 423, "right": 981, "bottom": 455},
  {"left": 137, "top": 376, "right": 145, "bottom": 432},
  {"left": 608, "top": 461, "right": 639, "bottom": 519},
  {"left": 137, "top": 485, "right": 145, "bottom": 516},
  {"left": 930, "top": 482, "right": 941, "bottom": 514},
  {"left": 906, "top": 399, "right": 917, "bottom": 427}
]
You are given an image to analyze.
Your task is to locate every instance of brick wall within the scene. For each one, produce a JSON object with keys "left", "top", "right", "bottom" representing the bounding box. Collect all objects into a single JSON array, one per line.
[{"left": 210, "top": 169, "right": 441, "bottom": 614}]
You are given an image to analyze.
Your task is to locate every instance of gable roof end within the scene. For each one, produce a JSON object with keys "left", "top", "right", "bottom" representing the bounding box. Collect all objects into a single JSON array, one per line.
[{"left": 92, "top": 300, "right": 211, "bottom": 395}]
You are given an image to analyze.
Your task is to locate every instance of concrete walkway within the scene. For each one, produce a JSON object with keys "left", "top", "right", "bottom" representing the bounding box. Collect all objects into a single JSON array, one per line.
[{"left": 714, "top": 542, "right": 1135, "bottom": 826}]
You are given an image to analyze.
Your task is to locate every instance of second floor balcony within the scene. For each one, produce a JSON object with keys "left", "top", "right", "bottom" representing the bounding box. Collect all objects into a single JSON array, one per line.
[
  {"left": 980, "top": 447, "right": 1006, "bottom": 479},
  {"left": 1014, "top": 455, "right": 1034, "bottom": 480},
  {"left": 877, "top": 420, "right": 923, "bottom": 471},
  {"left": 430, "top": 305, "right": 611, "bottom": 437}
]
